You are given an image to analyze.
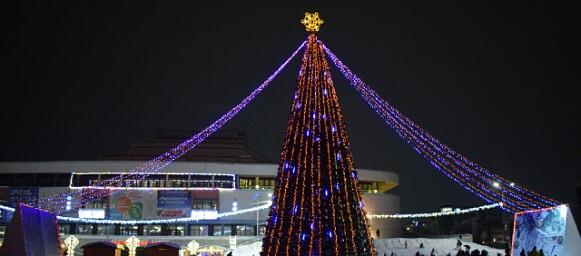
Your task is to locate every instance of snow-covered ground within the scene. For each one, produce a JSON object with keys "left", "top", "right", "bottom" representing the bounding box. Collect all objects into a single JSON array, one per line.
[
  {"left": 375, "top": 238, "right": 504, "bottom": 256},
  {"left": 236, "top": 238, "right": 505, "bottom": 256}
]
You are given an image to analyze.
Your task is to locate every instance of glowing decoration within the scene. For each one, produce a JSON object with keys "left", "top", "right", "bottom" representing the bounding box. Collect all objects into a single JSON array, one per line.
[
  {"left": 187, "top": 240, "right": 200, "bottom": 255},
  {"left": 191, "top": 209, "right": 219, "bottom": 220},
  {"left": 0, "top": 202, "right": 271, "bottom": 224},
  {"left": 322, "top": 42, "right": 560, "bottom": 213},
  {"left": 262, "top": 34, "right": 375, "bottom": 255},
  {"left": 78, "top": 208, "right": 106, "bottom": 219},
  {"left": 125, "top": 236, "right": 140, "bottom": 256},
  {"left": 368, "top": 203, "right": 501, "bottom": 219},
  {"left": 63, "top": 235, "right": 79, "bottom": 256},
  {"left": 40, "top": 40, "right": 307, "bottom": 214},
  {"left": 301, "top": 12, "right": 324, "bottom": 32}
]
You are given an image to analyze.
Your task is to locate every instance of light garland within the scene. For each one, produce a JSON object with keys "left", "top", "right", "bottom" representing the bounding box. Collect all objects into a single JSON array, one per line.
[
  {"left": 368, "top": 203, "right": 501, "bottom": 219},
  {"left": 262, "top": 31, "right": 375, "bottom": 256},
  {"left": 39, "top": 41, "right": 307, "bottom": 214},
  {"left": 321, "top": 42, "right": 560, "bottom": 213},
  {"left": 69, "top": 172, "right": 237, "bottom": 191},
  {"left": 0, "top": 202, "right": 272, "bottom": 225}
]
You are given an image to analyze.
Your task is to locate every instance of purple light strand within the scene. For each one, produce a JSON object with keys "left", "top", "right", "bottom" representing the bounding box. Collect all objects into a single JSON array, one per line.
[
  {"left": 41, "top": 41, "right": 307, "bottom": 214},
  {"left": 322, "top": 42, "right": 559, "bottom": 212}
]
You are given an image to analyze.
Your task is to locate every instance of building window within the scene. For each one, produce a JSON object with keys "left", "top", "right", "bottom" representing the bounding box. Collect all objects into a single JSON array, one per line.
[
  {"left": 192, "top": 200, "right": 218, "bottom": 210},
  {"left": 235, "top": 225, "right": 255, "bottom": 236},
  {"left": 189, "top": 225, "right": 208, "bottom": 236},
  {"left": 239, "top": 177, "right": 256, "bottom": 189},
  {"left": 144, "top": 225, "right": 162, "bottom": 236},
  {"left": 96, "top": 225, "right": 114, "bottom": 235},
  {"left": 120, "top": 225, "right": 138, "bottom": 236},
  {"left": 359, "top": 182, "right": 373, "bottom": 193},
  {"left": 190, "top": 175, "right": 212, "bottom": 188},
  {"left": 77, "top": 224, "right": 94, "bottom": 235},
  {"left": 214, "top": 175, "right": 234, "bottom": 188},
  {"left": 59, "top": 224, "right": 71, "bottom": 235},
  {"left": 258, "top": 177, "right": 275, "bottom": 189},
  {"left": 167, "top": 224, "right": 185, "bottom": 236}
]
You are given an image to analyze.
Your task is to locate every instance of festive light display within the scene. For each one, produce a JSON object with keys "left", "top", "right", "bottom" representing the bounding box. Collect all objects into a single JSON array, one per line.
[
  {"left": 63, "top": 235, "right": 79, "bottom": 256},
  {"left": 321, "top": 43, "right": 560, "bottom": 213},
  {"left": 301, "top": 12, "right": 324, "bottom": 32},
  {"left": 368, "top": 203, "right": 501, "bottom": 219},
  {"left": 39, "top": 41, "right": 307, "bottom": 214},
  {"left": 0, "top": 202, "right": 271, "bottom": 225},
  {"left": 125, "top": 236, "right": 140, "bottom": 256},
  {"left": 261, "top": 32, "right": 375, "bottom": 255},
  {"left": 187, "top": 240, "right": 200, "bottom": 256}
]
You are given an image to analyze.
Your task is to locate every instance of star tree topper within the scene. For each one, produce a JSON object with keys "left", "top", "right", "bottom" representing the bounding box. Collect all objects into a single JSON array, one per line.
[{"left": 301, "top": 12, "right": 324, "bottom": 32}]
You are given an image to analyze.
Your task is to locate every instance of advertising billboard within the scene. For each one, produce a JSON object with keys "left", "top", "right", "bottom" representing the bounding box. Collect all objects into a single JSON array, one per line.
[
  {"left": 157, "top": 190, "right": 192, "bottom": 218},
  {"left": 109, "top": 190, "right": 144, "bottom": 220},
  {"left": 9, "top": 187, "right": 39, "bottom": 206}
]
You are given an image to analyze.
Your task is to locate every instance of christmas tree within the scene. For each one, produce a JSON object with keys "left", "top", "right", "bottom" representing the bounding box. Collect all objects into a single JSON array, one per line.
[{"left": 261, "top": 12, "right": 375, "bottom": 256}]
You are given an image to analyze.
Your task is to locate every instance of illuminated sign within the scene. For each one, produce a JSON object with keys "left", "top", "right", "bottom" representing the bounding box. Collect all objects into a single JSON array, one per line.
[
  {"left": 191, "top": 210, "right": 219, "bottom": 220},
  {"left": 78, "top": 209, "right": 106, "bottom": 219}
]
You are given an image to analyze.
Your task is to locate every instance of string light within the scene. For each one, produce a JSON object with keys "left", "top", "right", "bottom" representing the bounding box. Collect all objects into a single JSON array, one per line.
[
  {"left": 39, "top": 41, "right": 307, "bottom": 214},
  {"left": 0, "top": 202, "right": 272, "bottom": 225},
  {"left": 262, "top": 32, "right": 374, "bottom": 256},
  {"left": 322, "top": 42, "right": 560, "bottom": 213},
  {"left": 368, "top": 203, "right": 501, "bottom": 219}
]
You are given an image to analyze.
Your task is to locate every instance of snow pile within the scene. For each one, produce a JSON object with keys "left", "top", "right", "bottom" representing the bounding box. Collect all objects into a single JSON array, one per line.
[
  {"left": 375, "top": 238, "right": 505, "bottom": 256},
  {"left": 236, "top": 238, "right": 504, "bottom": 256}
]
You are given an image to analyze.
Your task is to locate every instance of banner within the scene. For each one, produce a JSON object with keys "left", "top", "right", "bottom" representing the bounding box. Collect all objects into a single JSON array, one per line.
[
  {"left": 109, "top": 190, "right": 144, "bottom": 220},
  {"left": 157, "top": 190, "right": 192, "bottom": 218},
  {"left": 512, "top": 205, "right": 567, "bottom": 256},
  {"left": 9, "top": 187, "right": 39, "bottom": 206}
]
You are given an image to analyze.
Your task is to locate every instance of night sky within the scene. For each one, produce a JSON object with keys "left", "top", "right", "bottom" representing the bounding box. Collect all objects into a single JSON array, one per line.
[{"left": 3, "top": 1, "right": 580, "bottom": 211}]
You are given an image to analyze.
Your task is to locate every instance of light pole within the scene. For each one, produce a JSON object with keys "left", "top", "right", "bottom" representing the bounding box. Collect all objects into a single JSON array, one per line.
[{"left": 255, "top": 184, "right": 260, "bottom": 238}]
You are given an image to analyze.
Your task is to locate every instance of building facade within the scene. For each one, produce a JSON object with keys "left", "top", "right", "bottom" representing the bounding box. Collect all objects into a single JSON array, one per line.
[{"left": 0, "top": 131, "right": 400, "bottom": 254}]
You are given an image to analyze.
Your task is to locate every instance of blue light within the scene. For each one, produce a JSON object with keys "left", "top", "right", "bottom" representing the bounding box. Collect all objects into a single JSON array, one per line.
[
  {"left": 301, "top": 233, "right": 307, "bottom": 241},
  {"left": 293, "top": 205, "right": 299, "bottom": 214},
  {"left": 331, "top": 124, "right": 337, "bottom": 133},
  {"left": 336, "top": 152, "right": 342, "bottom": 161},
  {"left": 306, "top": 130, "right": 311, "bottom": 136},
  {"left": 324, "top": 189, "right": 329, "bottom": 197},
  {"left": 327, "top": 230, "right": 333, "bottom": 238},
  {"left": 323, "top": 88, "right": 328, "bottom": 96}
]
